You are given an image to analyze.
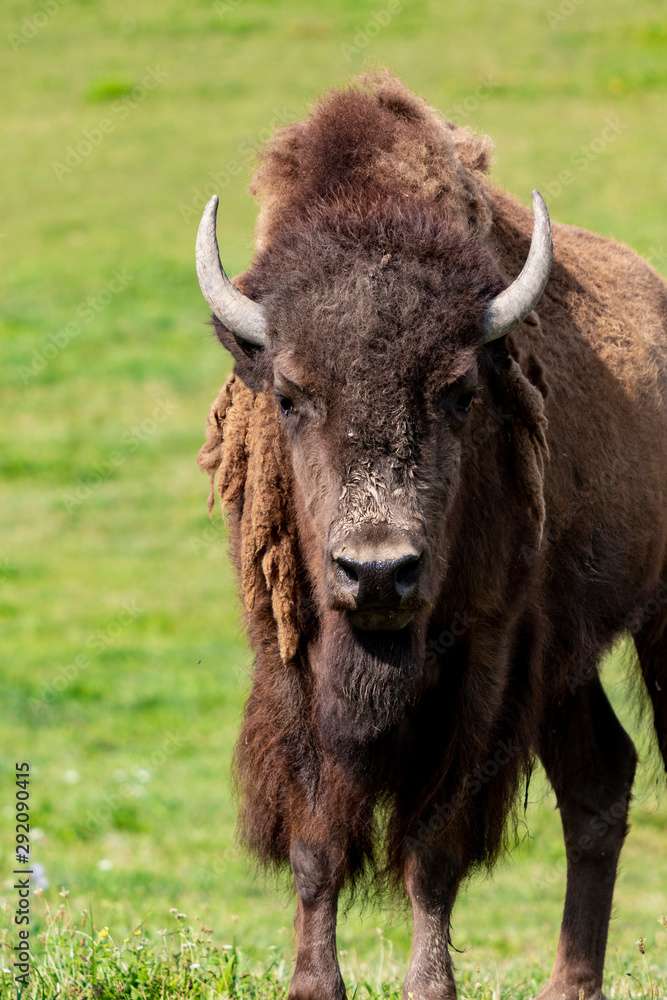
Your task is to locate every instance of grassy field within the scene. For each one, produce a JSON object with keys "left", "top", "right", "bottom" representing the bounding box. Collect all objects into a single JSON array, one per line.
[{"left": 1, "top": 0, "right": 666, "bottom": 996}]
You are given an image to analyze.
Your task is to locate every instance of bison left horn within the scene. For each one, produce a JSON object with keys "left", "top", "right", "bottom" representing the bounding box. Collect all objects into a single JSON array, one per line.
[
  {"left": 195, "top": 195, "right": 269, "bottom": 349},
  {"left": 482, "top": 190, "right": 553, "bottom": 343}
]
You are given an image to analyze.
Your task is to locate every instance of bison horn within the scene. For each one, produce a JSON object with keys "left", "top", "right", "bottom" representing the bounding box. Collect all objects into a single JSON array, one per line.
[
  {"left": 483, "top": 190, "right": 553, "bottom": 343},
  {"left": 195, "top": 195, "right": 269, "bottom": 349}
]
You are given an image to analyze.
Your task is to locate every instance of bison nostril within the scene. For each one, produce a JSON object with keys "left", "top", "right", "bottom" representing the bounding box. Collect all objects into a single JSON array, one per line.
[
  {"left": 337, "top": 559, "right": 359, "bottom": 583},
  {"left": 394, "top": 556, "right": 420, "bottom": 596}
]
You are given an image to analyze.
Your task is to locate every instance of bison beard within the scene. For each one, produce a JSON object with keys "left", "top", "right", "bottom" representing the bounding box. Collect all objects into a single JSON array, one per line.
[
  {"left": 314, "top": 616, "right": 428, "bottom": 764},
  {"left": 195, "top": 72, "right": 667, "bottom": 1000}
]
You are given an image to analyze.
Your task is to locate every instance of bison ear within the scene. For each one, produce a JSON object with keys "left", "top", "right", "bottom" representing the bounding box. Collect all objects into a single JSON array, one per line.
[
  {"left": 487, "top": 345, "right": 549, "bottom": 544},
  {"left": 211, "top": 310, "right": 273, "bottom": 395}
]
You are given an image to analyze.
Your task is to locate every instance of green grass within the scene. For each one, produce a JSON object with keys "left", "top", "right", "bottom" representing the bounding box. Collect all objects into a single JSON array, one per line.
[
  {"left": 1, "top": 0, "right": 667, "bottom": 996},
  {"left": 0, "top": 898, "right": 665, "bottom": 999}
]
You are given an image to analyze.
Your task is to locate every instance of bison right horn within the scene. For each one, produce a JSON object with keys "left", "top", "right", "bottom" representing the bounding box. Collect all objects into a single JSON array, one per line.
[
  {"left": 482, "top": 190, "right": 553, "bottom": 343},
  {"left": 195, "top": 195, "right": 269, "bottom": 349}
]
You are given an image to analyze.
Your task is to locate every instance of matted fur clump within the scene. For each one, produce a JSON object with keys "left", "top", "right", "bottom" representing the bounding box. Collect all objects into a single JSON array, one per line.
[{"left": 197, "top": 373, "right": 299, "bottom": 664}]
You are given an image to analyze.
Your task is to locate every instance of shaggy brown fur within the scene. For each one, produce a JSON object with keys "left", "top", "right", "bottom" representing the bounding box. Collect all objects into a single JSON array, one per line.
[
  {"left": 198, "top": 373, "right": 300, "bottom": 662},
  {"left": 198, "top": 73, "right": 667, "bottom": 1000}
]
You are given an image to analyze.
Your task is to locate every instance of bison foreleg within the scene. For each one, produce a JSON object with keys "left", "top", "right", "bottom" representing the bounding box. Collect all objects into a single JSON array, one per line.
[
  {"left": 536, "top": 674, "right": 637, "bottom": 1000},
  {"left": 288, "top": 839, "right": 346, "bottom": 1000},
  {"left": 403, "top": 848, "right": 462, "bottom": 1000}
]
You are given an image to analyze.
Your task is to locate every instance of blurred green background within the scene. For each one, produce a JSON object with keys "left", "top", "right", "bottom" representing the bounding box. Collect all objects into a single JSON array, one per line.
[{"left": 1, "top": 0, "right": 666, "bottom": 992}]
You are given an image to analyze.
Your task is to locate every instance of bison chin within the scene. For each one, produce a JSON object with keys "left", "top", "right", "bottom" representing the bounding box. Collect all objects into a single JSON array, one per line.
[{"left": 313, "top": 612, "right": 431, "bottom": 772}]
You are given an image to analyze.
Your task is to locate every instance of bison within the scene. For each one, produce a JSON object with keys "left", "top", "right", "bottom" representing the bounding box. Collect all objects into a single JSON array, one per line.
[{"left": 195, "top": 74, "right": 667, "bottom": 1000}]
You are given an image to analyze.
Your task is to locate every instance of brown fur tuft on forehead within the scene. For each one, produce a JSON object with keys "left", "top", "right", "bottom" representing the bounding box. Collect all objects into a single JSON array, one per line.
[
  {"left": 250, "top": 72, "right": 494, "bottom": 250},
  {"left": 240, "top": 192, "right": 504, "bottom": 372}
]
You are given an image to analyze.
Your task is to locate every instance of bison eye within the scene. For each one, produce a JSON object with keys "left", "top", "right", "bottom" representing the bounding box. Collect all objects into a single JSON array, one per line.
[
  {"left": 455, "top": 391, "right": 476, "bottom": 415},
  {"left": 278, "top": 395, "right": 296, "bottom": 416}
]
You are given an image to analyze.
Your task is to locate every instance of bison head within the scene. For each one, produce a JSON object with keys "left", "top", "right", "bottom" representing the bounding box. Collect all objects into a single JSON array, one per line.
[{"left": 196, "top": 190, "right": 551, "bottom": 752}]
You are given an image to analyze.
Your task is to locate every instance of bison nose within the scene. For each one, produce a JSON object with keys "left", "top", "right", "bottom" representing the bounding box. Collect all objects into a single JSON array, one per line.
[{"left": 332, "top": 551, "right": 422, "bottom": 610}]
